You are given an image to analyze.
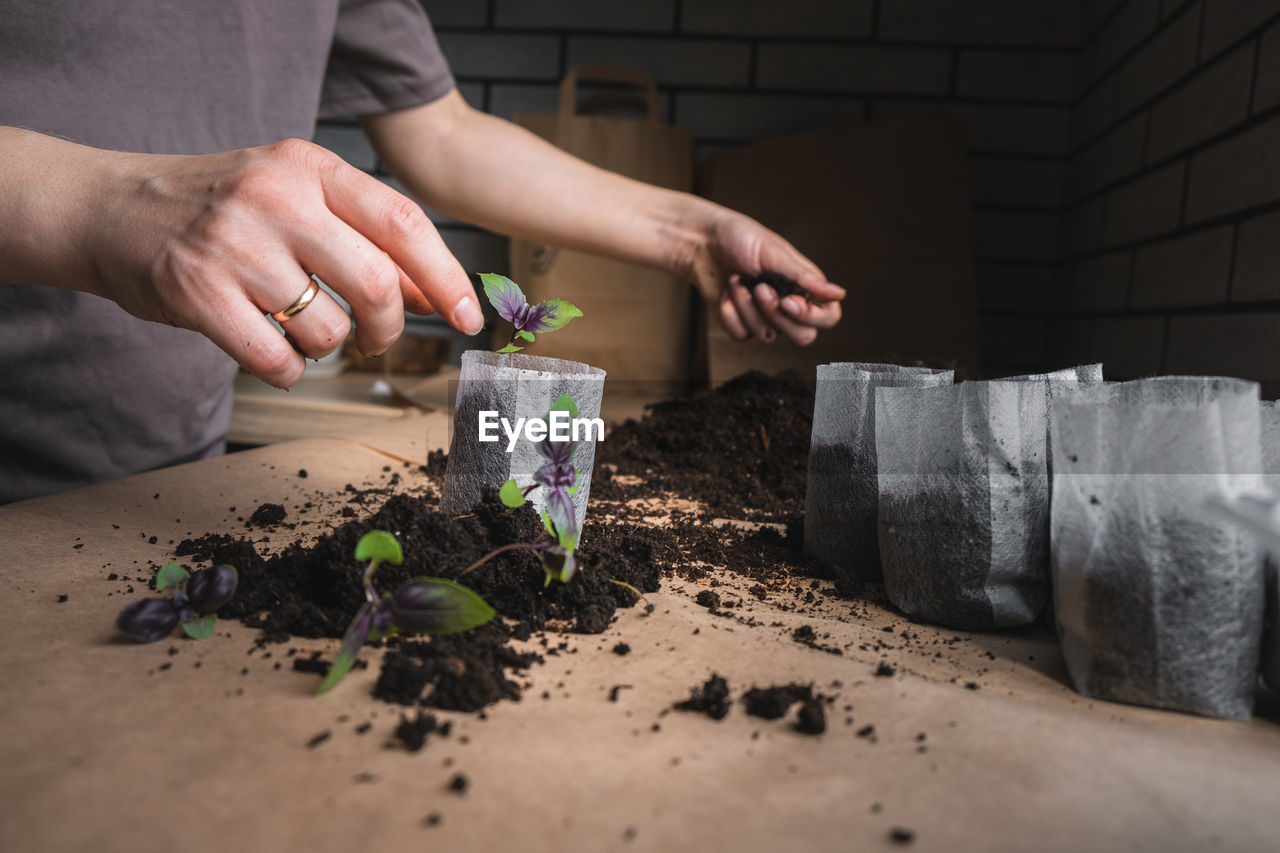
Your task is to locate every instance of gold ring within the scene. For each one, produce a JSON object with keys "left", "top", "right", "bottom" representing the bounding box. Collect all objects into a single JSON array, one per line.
[{"left": 271, "top": 277, "right": 320, "bottom": 322}]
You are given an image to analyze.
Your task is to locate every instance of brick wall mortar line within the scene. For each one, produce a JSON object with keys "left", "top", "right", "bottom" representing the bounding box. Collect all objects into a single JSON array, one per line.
[
  {"left": 1073, "top": 6, "right": 1279, "bottom": 119},
  {"left": 1059, "top": 195, "right": 1280, "bottom": 263},
  {"left": 1036, "top": 299, "right": 1280, "bottom": 321},
  {"left": 1195, "top": 0, "right": 1207, "bottom": 65},
  {"left": 1249, "top": 31, "right": 1263, "bottom": 113},
  {"left": 1061, "top": 99, "right": 1280, "bottom": 213},
  {"left": 1068, "top": 24, "right": 1278, "bottom": 158},
  {"left": 1081, "top": 1, "right": 1129, "bottom": 51}
]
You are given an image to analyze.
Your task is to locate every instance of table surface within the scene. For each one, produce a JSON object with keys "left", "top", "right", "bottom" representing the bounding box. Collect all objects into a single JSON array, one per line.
[{"left": 2, "top": 412, "right": 1278, "bottom": 853}]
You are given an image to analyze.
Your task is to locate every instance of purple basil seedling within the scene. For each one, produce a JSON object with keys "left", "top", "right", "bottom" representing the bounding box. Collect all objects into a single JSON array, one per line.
[
  {"left": 464, "top": 394, "right": 582, "bottom": 587},
  {"left": 316, "top": 530, "right": 496, "bottom": 695},
  {"left": 481, "top": 273, "right": 583, "bottom": 353},
  {"left": 115, "top": 563, "right": 238, "bottom": 642}
]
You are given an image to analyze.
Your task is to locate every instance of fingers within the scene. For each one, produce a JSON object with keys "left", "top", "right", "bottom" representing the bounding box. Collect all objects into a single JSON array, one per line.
[
  {"left": 778, "top": 291, "right": 842, "bottom": 330},
  {"left": 271, "top": 281, "right": 352, "bottom": 360},
  {"left": 718, "top": 288, "right": 750, "bottom": 341},
  {"left": 314, "top": 155, "right": 482, "bottom": 338},
  {"left": 756, "top": 236, "right": 846, "bottom": 303},
  {"left": 292, "top": 220, "right": 405, "bottom": 356},
  {"left": 194, "top": 283, "right": 310, "bottom": 388},
  {"left": 728, "top": 277, "right": 776, "bottom": 342},
  {"left": 751, "top": 283, "right": 817, "bottom": 346}
]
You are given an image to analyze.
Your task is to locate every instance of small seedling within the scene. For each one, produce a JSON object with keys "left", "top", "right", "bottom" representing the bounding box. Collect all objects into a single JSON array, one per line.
[
  {"left": 464, "top": 394, "right": 582, "bottom": 586},
  {"left": 115, "top": 563, "right": 238, "bottom": 642},
  {"left": 481, "top": 273, "right": 582, "bottom": 353},
  {"left": 316, "top": 530, "right": 495, "bottom": 694}
]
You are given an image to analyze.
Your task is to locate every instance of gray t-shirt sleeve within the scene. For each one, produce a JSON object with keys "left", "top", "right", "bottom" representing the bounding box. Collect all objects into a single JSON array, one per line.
[{"left": 320, "top": 0, "right": 456, "bottom": 118}]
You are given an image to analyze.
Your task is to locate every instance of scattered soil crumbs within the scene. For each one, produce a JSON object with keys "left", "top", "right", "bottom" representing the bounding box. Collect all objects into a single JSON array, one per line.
[
  {"left": 795, "top": 697, "right": 827, "bottom": 735},
  {"left": 740, "top": 684, "right": 828, "bottom": 735},
  {"left": 742, "top": 684, "right": 814, "bottom": 719},
  {"left": 888, "top": 827, "right": 916, "bottom": 845},
  {"left": 393, "top": 711, "right": 448, "bottom": 752},
  {"left": 248, "top": 502, "right": 287, "bottom": 528},
  {"left": 674, "top": 674, "right": 732, "bottom": 720}
]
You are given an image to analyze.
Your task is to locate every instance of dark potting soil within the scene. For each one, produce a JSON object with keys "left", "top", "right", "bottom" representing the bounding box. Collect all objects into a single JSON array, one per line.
[
  {"left": 248, "top": 502, "right": 287, "bottom": 528},
  {"left": 176, "top": 489, "right": 660, "bottom": 714},
  {"left": 795, "top": 696, "right": 827, "bottom": 735},
  {"left": 741, "top": 683, "right": 814, "bottom": 720},
  {"left": 738, "top": 272, "right": 820, "bottom": 305},
  {"left": 594, "top": 370, "right": 815, "bottom": 521},
  {"left": 674, "top": 673, "right": 732, "bottom": 720},
  {"left": 393, "top": 711, "right": 448, "bottom": 752}
]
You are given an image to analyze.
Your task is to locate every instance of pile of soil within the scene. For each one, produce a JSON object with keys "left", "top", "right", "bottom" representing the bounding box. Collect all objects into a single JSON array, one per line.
[
  {"left": 595, "top": 370, "right": 815, "bottom": 520},
  {"left": 176, "top": 490, "right": 661, "bottom": 711}
]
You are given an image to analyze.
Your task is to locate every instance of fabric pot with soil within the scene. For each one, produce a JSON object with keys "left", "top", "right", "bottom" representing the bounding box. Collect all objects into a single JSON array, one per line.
[
  {"left": 874, "top": 379, "right": 1061, "bottom": 631},
  {"left": 1049, "top": 377, "right": 1265, "bottom": 720},
  {"left": 803, "top": 363, "right": 953, "bottom": 582},
  {"left": 442, "top": 350, "right": 605, "bottom": 535},
  {"left": 1258, "top": 399, "right": 1280, "bottom": 692}
]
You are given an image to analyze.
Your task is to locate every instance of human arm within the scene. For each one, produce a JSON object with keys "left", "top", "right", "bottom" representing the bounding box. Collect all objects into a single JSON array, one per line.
[
  {"left": 0, "top": 126, "right": 483, "bottom": 387},
  {"left": 360, "top": 91, "right": 845, "bottom": 345}
]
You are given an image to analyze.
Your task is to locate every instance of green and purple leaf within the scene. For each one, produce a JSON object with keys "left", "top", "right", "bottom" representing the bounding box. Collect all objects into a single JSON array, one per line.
[
  {"left": 544, "top": 488, "right": 579, "bottom": 552},
  {"left": 155, "top": 563, "right": 189, "bottom": 593},
  {"left": 185, "top": 564, "right": 238, "bottom": 614},
  {"left": 391, "top": 578, "right": 496, "bottom": 636},
  {"left": 180, "top": 613, "right": 217, "bottom": 640},
  {"left": 115, "top": 597, "right": 180, "bottom": 643},
  {"left": 532, "top": 299, "right": 582, "bottom": 333},
  {"left": 316, "top": 601, "right": 376, "bottom": 695},
  {"left": 480, "top": 273, "right": 527, "bottom": 324}
]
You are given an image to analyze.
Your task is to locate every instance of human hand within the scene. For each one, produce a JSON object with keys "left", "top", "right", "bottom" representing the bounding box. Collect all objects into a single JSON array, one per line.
[
  {"left": 685, "top": 208, "right": 844, "bottom": 345},
  {"left": 78, "top": 137, "right": 481, "bottom": 387}
]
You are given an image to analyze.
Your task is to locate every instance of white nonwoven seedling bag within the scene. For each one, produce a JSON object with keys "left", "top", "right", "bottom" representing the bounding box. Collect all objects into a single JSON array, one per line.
[
  {"left": 804, "top": 363, "right": 953, "bottom": 582},
  {"left": 875, "top": 379, "right": 1053, "bottom": 630},
  {"left": 1050, "top": 377, "right": 1265, "bottom": 720},
  {"left": 442, "top": 350, "right": 605, "bottom": 537}
]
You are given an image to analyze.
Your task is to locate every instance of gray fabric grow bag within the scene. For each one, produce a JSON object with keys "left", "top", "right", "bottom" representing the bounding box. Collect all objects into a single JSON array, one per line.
[
  {"left": 1049, "top": 377, "right": 1265, "bottom": 719},
  {"left": 804, "top": 362, "right": 953, "bottom": 582}
]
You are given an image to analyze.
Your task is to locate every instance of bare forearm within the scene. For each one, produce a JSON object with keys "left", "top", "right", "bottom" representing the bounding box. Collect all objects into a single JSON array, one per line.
[
  {"left": 363, "top": 90, "right": 845, "bottom": 345},
  {"left": 0, "top": 127, "right": 108, "bottom": 292},
  {"left": 362, "top": 92, "right": 720, "bottom": 280}
]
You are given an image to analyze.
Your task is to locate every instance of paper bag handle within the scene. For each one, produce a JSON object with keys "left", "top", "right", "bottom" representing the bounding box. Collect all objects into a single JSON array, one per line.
[{"left": 558, "top": 66, "right": 661, "bottom": 122}]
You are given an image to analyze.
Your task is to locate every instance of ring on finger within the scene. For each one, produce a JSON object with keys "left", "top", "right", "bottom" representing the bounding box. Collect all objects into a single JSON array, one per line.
[{"left": 271, "top": 277, "right": 321, "bottom": 323}]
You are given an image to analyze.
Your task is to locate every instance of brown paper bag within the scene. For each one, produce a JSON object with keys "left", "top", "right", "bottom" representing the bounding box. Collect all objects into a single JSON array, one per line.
[{"left": 511, "top": 67, "right": 696, "bottom": 393}]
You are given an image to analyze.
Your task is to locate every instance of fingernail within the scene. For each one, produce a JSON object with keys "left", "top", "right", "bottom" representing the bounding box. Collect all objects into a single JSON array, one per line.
[
  {"left": 754, "top": 284, "right": 776, "bottom": 307},
  {"left": 782, "top": 296, "right": 804, "bottom": 315},
  {"left": 832, "top": 284, "right": 847, "bottom": 299},
  {"left": 454, "top": 298, "right": 485, "bottom": 335}
]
